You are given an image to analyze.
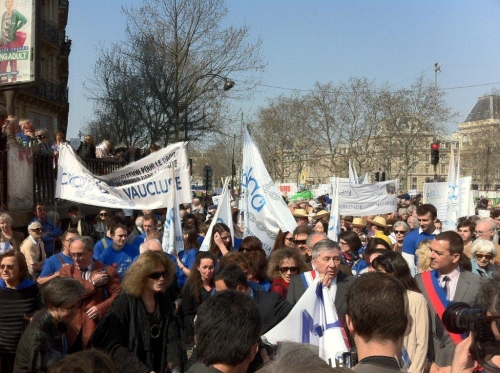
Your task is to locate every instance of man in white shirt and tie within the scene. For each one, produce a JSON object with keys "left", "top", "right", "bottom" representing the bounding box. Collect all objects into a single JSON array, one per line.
[{"left": 415, "top": 231, "right": 482, "bottom": 372}]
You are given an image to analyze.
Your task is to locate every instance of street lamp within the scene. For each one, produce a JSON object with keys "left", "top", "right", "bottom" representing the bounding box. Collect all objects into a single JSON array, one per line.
[{"left": 183, "top": 74, "right": 235, "bottom": 142}]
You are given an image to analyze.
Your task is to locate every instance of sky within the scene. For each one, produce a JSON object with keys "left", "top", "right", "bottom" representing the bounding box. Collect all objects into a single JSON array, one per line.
[{"left": 66, "top": 0, "right": 500, "bottom": 140}]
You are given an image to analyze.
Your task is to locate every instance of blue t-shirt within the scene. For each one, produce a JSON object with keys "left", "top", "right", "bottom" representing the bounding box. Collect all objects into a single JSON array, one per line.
[
  {"left": 402, "top": 229, "right": 438, "bottom": 266},
  {"left": 176, "top": 249, "right": 198, "bottom": 288},
  {"left": 93, "top": 235, "right": 114, "bottom": 260},
  {"left": 39, "top": 252, "right": 73, "bottom": 278},
  {"left": 31, "top": 217, "right": 62, "bottom": 254},
  {"left": 132, "top": 232, "right": 147, "bottom": 248},
  {"left": 99, "top": 243, "right": 139, "bottom": 280}
]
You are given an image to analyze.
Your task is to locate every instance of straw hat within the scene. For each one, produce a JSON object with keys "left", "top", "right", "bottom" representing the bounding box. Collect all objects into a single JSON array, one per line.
[
  {"left": 366, "top": 216, "right": 392, "bottom": 228},
  {"left": 311, "top": 210, "right": 330, "bottom": 220},
  {"left": 292, "top": 209, "right": 309, "bottom": 218},
  {"left": 351, "top": 217, "right": 365, "bottom": 227}
]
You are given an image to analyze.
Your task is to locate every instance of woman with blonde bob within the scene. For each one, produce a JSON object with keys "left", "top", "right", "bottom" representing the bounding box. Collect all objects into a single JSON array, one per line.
[{"left": 90, "top": 251, "right": 182, "bottom": 373}]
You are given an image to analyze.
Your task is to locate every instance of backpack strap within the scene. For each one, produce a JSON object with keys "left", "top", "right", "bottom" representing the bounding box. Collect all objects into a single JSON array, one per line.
[{"left": 56, "top": 253, "right": 65, "bottom": 265}]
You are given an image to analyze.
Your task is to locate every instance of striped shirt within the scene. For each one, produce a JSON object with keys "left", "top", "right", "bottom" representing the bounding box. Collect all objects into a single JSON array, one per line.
[{"left": 0, "top": 281, "right": 42, "bottom": 353}]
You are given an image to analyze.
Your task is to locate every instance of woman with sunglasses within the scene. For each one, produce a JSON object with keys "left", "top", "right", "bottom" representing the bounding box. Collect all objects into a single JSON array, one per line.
[
  {"left": 93, "top": 210, "right": 109, "bottom": 240},
  {"left": 271, "top": 230, "right": 294, "bottom": 253},
  {"left": 91, "top": 250, "right": 182, "bottom": 373},
  {"left": 20, "top": 221, "right": 46, "bottom": 280},
  {"left": 268, "top": 247, "right": 308, "bottom": 298},
  {"left": 0, "top": 250, "right": 42, "bottom": 372},
  {"left": 470, "top": 239, "right": 497, "bottom": 277},
  {"left": 391, "top": 221, "right": 409, "bottom": 253},
  {"left": 371, "top": 251, "right": 429, "bottom": 373}
]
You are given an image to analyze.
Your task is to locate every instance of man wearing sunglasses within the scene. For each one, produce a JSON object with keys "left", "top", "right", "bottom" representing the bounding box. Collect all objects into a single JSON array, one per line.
[
  {"left": 60, "top": 235, "right": 121, "bottom": 352},
  {"left": 20, "top": 221, "right": 46, "bottom": 280},
  {"left": 33, "top": 128, "right": 55, "bottom": 155},
  {"left": 31, "top": 203, "right": 62, "bottom": 257}
]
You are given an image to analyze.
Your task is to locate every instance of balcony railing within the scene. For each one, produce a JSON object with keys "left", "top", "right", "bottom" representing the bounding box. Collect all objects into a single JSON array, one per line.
[
  {"left": 60, "top": 38, "right": 72, "bottom": 58},
  {"left": 26, "top": 79, "right": 69, "bottom": 105},
  {"left": 41, "top": 19, "right": 59, "bottom": 45},
  {"left": 33, "top": 153, "right": 125, "bottom": 205},
  {"left": 59, "top": 0, "right": 69, "bottom": 6}
]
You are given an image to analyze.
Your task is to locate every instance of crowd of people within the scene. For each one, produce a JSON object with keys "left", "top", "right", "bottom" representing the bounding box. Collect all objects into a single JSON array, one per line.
[{"left": 0, "top": 157, "right": 500, "bottom": 371}]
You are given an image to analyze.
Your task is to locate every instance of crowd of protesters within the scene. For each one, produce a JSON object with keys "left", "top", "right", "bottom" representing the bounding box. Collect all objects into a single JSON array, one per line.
[{"left": 0, "top": 191, "right": 498, "bottom": 372}]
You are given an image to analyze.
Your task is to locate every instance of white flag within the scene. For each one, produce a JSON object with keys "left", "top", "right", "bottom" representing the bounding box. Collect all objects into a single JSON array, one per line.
[
  {"left": 327, "top": 178, "right": 340, "bottom": 241},
  {"left": 348, "top": 160, "right": 358, "bottom": 185},
  {"left": 263, "top": 278, "right": 348, "bottom": 362},
  {"left": 241, "top": 128, "right": 297, "bottom": 256},
  {"left": 199, "top": 178, "right": 234, "bottom": 251},
  {"left": 162, "top": 168, "right": 185, "bottom": 255}
]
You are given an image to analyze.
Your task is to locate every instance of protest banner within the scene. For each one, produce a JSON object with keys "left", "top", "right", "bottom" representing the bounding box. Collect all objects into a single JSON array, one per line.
[
  {"left": 241, "top": 128, "right": 297, "bottom": 256},
  {"left": 423, "top": 182, "right": 450, "bottom": 222},
  {"left": 56, "top": 142, "right": 191, "bottom": 209},
  {"left": 263, "top": 278, "right": 348, "bottom": 364},
  {"left": 332, "top": 178, "right": 398, "bottom": 216},
  {"left": 162, "top": 168, "right": 184, "bottom": 255},
  {"left": 199, "top": 178, "right": 234, "bottom": 251}
]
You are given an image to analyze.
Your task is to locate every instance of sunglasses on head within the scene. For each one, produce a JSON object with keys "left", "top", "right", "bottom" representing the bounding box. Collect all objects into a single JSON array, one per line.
[{"left": 147, "top": 271, "right": 167, "bottom": 280}]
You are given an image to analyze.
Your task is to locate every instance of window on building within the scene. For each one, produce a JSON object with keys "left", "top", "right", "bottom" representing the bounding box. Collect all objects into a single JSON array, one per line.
[
  {"left": 441, "top": 165, "right": 446, "bottom": 174},
  {"left": 411, "top": 177, "right": 417, "bottom": 190}
]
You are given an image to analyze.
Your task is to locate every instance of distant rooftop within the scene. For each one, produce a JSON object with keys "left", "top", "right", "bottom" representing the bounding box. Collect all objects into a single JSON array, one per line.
[{"left": 464, "top": 94, "right": 500, "bottom": 122}]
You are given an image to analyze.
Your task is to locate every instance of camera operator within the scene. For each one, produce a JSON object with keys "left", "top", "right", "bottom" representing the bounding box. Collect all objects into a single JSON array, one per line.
[{"left": 450, "top": 274, "right": 500, "bottom": 373}]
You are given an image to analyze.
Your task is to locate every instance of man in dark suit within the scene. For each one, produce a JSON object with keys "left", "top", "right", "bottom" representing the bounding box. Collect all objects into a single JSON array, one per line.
[
  {"left": 415, "top": 231, "right": 482, "bottom": 371},
  {"left": 60, "top": 235, "right": 121, "bottom": 352},
  {"left": 286, "top": 239, "right": 355, "bottom": 319},
  {"left": 214, "top": 264, "right": 292, "bottom": 334}
]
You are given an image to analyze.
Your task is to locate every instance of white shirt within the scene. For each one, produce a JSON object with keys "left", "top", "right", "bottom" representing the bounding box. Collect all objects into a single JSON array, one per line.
[{"left": 439, "top": 267, "right": 460, "bottom": 300}]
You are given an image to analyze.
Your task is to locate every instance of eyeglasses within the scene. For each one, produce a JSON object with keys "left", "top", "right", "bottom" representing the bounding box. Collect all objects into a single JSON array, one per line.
[
  {"left": 284, "top": 236, "right": 293, "bottom": 242},
  {"left": 220, "top": 236, "right": 231, "bottom": 241},
  {"left": 36, "top": 135, "right": 46, "bottom": 139},
  {"left": 339, "top": 241, "right": 348, "bottom": 246},
  {"left": 99, "top": 213, "right": 108, "bottom": 217},
  {"left": 30, "top": 228, "right": 44, "bottom": 233},
  {"left": 147, "top": 271, "right": 167, "bottom": 280},
  {"left": 239, "top": 247, "right": 251, "bottom": 252},
  {"left": 474, "top": 230, "right": 493, "bottom": 236},
  {"left": 0, "top": 264, "right": 15, "bottom": 270},
  {"left": 69, "top": 252, "right": 85, "bottom": 258},
  {"left": 475, "top": 253, "right": 493, "bottom": 260},
  {"left": 394, "top": 230, "right": 407, "bottom": 235},
  {"left": 293, "top": 239, "right": 307, "bottom": 245},
  {"left": 279, "top": 266, "right": 299, "bottom": 274}
]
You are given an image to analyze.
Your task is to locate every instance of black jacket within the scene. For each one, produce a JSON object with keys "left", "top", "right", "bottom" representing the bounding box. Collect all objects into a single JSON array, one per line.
[
  {"left": 253, "top": 290, "right": 292, "bottom": 334},
  {"left": 14, "top": 309, "right": 66, "bottom": 373},
  {"left": 90, "top": 292, "right": 182, "bottom": 373}
]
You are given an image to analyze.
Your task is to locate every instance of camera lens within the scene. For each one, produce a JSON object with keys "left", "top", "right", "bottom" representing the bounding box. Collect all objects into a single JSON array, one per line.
[{"left": 442, "top": 302, "right": 484, "bottom": 335}]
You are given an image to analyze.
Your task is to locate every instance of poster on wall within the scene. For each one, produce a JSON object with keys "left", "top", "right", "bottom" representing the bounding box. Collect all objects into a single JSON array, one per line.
[{"left": 0, "top": 0, "right": 37, "bottom": 86}]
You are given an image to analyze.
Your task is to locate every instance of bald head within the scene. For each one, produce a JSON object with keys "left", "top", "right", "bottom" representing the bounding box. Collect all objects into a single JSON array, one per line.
[
  {"left": 139, "top": 238, "right": 163, "bottom": 254},
  {"left": 476, "top": 219, "right": 495, "bottom": 242}
]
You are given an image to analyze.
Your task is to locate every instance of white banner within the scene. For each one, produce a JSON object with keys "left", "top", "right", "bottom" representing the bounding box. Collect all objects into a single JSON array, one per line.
[
  {"left": 241, "top": 128, "right": 297, "bottom": 256},
  {"left": 263, "top": 279, "right": 348, "bottom": 363},
  {"left": 332, "top": 179, "right": 397, "bottom": 216},
  {"left": 458, "top": 177, "right": 474, "bottom": 217},
  {"left": 423, "top": 182, "right": 449, "bottom": 222},
  {"left": 200, "top": 179, "right": 234, "bottom": 251},
  {"left": 276, "top": 183, "right": 297, "bottom": 197},
  {"left": 56, "top": 143, "right": 191, "bottom": 209},
  {"left": 162, "top": 169, "right": 184, "bottom": 255}
]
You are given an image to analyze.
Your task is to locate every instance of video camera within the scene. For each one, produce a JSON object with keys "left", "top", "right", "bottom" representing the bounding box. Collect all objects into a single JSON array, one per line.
[{"left": 443, "top": 302, "right": 500, "bottom": 360}]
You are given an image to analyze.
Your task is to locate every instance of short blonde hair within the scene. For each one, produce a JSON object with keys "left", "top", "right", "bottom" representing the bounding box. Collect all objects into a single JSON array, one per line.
[
  {"left": 416, "top": 239, "right": 432, "bottom": 273},
  {"left": 0, "top": 213, "right": 13, "bottom": 224},
  {"left": 122, "top": 250, "right": 175, "bottom": 297}
]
